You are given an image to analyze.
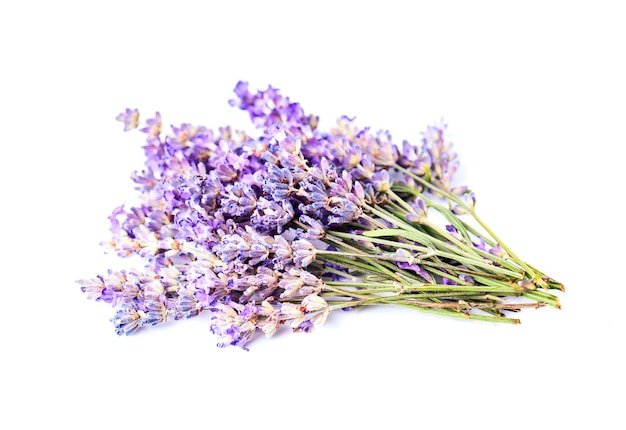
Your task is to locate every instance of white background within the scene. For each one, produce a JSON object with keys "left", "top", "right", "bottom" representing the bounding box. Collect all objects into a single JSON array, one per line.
[{"left": 1, "top": 1, "right": 624, "bottom": 429}]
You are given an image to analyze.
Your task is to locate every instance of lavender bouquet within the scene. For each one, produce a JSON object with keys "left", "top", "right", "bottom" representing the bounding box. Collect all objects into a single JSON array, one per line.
[{"left": 78, "top": 82, "right": 564, "bottom": 349}]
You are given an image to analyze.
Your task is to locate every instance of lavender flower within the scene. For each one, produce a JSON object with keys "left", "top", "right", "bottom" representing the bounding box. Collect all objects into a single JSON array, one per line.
[
  {"left": 79, "top": 81, "right": 564, "bottom": 350},
  {"left": 209, "top": 301, "right": 257, "bottom": 350},
  {"left": 116, "top": 108, "right": 140, "bottom": 131},
  {"left": 291, "top": 239, "right": 317, "bottom": 268},
  {"left": 139, "top": 111, "right": 162, "bottom": 138}
]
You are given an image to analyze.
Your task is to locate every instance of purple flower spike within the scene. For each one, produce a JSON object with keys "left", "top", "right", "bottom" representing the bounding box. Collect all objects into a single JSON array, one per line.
[
  {"left": 78, "top": 276, "right": 105, "bottom": 301},
  {"left": 298, "top": 215, "right": 326, "bottom": 240},
  {"left": 111, "top": 307, "right": 141, "bottom": 335},
  {"left": 140, "top": 112, "right": 162, "bottom": 138},
  {"left": 116, "top": 108, "right": 140, "bottom": 131},
  {"left": 209, "top": 302, "right": 258, "bottom": 351},
  {"left": 292, "top": 239, "right": 317, "bottom": 268}
]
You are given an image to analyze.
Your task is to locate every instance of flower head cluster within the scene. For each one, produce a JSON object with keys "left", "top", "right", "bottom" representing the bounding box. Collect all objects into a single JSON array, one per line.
[{"left": 79, "top": 82, "right": 564, "bottom": 349}]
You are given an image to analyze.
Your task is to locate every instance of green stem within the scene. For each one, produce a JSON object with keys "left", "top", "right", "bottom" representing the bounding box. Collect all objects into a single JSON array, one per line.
[
  {"left": 393, "top": 163, "right": 549, "bottom": 287},
  {"left": 366, "top": 204, "right": 523, "bottom": 279},
  {"left": 363, "top": 229, "right": 524, "bottom": 279},
  {"left": 330, "top": 230, "right": 522, "bottom": 284},
  {"left": 385, "top": 190, "right": 483, "bottom": 260},
  {"left": 521, "top": 290, "right": 561, "bottom": 308},
  {"left": 383, "top": 300, "right": 521, "bottom": 324},
  {"left": 316, "top": 253, "right": 404, "bottom": 282},
  {"left": 325, "top": 281, "right": 522, "bottom": 295},
  {"left": 386, "top": 188, "right": 419, "bottom": 215}
]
